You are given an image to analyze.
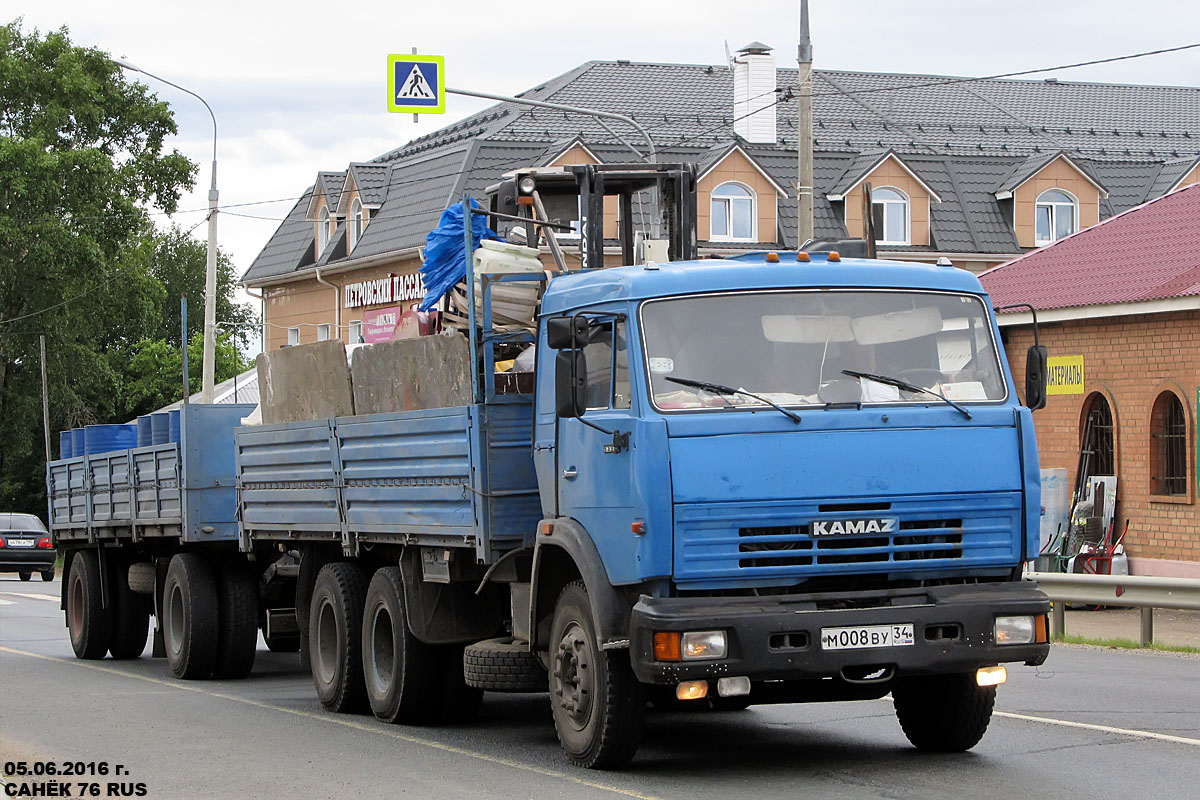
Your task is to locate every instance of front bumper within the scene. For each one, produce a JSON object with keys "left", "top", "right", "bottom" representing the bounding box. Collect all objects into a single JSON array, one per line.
[{"left": 629, "top": 580, "right": 1049, "bottom": 685}]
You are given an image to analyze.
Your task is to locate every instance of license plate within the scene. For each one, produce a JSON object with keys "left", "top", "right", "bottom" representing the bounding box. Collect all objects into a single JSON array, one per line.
[
  {"left": 6, "top": 538, "right": 35, "bottom": 548},
  {"left": 821, "top": 623, "right": 915, "bottom": 650}
]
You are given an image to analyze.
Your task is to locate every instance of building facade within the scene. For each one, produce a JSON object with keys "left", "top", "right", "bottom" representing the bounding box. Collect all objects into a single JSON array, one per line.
[
  {"left": 983, "top": 184, "right": 1200, "bottom": 574},
  {"left": 242, "top": 47, "right": 1200, "bottom": 351}
]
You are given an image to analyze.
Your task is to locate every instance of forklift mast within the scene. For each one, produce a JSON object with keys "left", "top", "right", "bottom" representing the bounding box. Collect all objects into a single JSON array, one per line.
[{"left": 485, "top": 162, "right": 697, "bottom": 269}]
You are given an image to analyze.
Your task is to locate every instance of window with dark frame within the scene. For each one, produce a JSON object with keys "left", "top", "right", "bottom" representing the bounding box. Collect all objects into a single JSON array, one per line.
[
  {"left": 1151, "top": 392, "right": 1188, "bottom": 497},
  {"left": 1081, "top": 394, "right": 1114, "bottom": 481}
]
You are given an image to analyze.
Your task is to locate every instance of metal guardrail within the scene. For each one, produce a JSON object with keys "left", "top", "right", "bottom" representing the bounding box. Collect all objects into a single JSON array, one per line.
[{"left": 1026, "top": 571, "right": 1200, "bottom": 645}]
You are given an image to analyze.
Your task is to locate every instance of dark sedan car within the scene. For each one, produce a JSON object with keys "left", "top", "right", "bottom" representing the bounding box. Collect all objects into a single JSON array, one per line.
[{"left": 0, "top": 513, "right": 55, "bottom": 581}]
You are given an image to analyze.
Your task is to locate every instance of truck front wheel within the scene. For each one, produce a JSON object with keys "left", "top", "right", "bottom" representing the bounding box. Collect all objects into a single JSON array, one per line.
[
  {"left": 892, "top": 672, "right": 996, "bottom": 752},
  {"left": 310, "top": 562, "right": 368, "bottom": 713},
  {"left": 549, "top": 581, "right": 644, "bottom": 769}
]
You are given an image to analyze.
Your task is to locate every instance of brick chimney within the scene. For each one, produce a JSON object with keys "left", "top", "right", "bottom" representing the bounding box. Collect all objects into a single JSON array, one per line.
[{"left": 733, "top": 41, "right": 777, "bottom": 144}]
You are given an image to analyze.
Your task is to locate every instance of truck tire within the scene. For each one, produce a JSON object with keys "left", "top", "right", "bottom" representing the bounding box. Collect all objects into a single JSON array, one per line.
[
  {"left": 549, "top": 581, "right": 644, "bottom": 769},
  {"left": 893, "top": 672, "right": 996, "bottom": 752},
  {"left": 463, "top": 637, "right": 546, "bottom": 692},
  {"left": 108, "top": 557, "right": 149, "bottom": 660},
  {"left": 264, "top": 633, "right": 300, "bottom": 653},
  {"left": 66, "top": 550, "right": 110, "bottom": 660},
  {"left": 439, "top": 645, "right": 484, "bottom": 722},
  {"left": 360, "top": 566, "right": 440, "bottom": 723},
  {"left": 310, "top": 562, "right": 368, "bottom": 713},
  {"left": 163, "top": 553, "right": 220, "bottom": 679},
  {"left": 212, "top": 562, "right": 258, "bottom": 679}
]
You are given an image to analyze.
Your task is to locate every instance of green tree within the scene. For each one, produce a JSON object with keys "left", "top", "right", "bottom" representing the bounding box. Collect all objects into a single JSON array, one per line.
[
  {"left": 121, "top": 332, "right": 253, "bottom": 418},
  {"left": 0, "top": 22, "right": 195, "bottom": 514}
]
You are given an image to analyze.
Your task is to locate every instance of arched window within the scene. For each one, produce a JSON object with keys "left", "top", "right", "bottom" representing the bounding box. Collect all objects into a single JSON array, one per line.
[
  {"left": 1150, "top": 391, "right": 1187, "bottom": 496},
  {"left": 1035, "top": 189, "right": 1077, "bottom": 245},
  {"left": 349, "top": 199, "right": 364, "bottom": 251},
  {"left": 710, "top": 182, "right": 756, "bottom": 241},
  {"left": 1080, "top": 393, "right": 1115, "bottom": 482},
  {"left": 871, "top": 186, "right": 910, "bottom": 245},
  {"left": 318, "top": 206, "right": 331, "bottom": 255}
]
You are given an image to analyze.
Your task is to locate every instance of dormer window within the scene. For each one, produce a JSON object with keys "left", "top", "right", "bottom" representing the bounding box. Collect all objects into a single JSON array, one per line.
[
  {"left": 318, "top": 206, "right": 331, "bottom": 255},
  {"left": 871, "top": 187, "right": 910, "bottom": 245},
  {"left": 1035, "top": 189, "right": 1077, "bottom": 245},
  {"left": 711, "top": 182, "right": 756, "bottom": 241},
  {"left": 349, "top": 198, "right": 364, "bottom": 251}
]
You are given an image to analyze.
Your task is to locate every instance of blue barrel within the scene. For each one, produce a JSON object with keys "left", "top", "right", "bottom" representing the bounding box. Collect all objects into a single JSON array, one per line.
[
  {"left": 70, "top": 429, "right": 85, "bottom": 457},
  {"left": 150, "top": 413, "right": 170, "bottom": 445},
  {"left": 168, "top": 409, "right": 181, "bottom": 443},
  {"left": 136, "top": 416, "right": 153, "bottom": 447},
  {"left": 59, "top": 431, "right": 73, "bottom": 459},
  {"left": 84, "top": 424, "right": 137, "bottom": 456}
]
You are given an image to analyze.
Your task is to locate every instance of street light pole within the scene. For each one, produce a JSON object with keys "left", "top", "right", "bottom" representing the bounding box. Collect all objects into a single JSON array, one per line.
[{"left": 113, "top": 57, "right": 219, "bottom": 404}]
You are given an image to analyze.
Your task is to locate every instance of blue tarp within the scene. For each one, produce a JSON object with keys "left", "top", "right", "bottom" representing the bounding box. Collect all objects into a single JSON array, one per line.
[{"left": 419, "top": 198, "right": 499, "bottom": 311}]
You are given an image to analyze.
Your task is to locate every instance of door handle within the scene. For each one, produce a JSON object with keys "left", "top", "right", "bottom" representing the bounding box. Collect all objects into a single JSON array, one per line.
[{"left": 561, "top": 466, "right": 578, "bottom": 480}]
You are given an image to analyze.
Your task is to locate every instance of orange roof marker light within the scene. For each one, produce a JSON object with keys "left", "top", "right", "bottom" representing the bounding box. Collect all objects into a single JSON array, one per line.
[
  {"left": 765, "top": 252, "right": 780, "bottom": 263},
  {"left": 827, "top": 251, "right": 841, "bottom": 262},
  {"left": 796, "top": 251, "right": 810, "bottom": 262}
]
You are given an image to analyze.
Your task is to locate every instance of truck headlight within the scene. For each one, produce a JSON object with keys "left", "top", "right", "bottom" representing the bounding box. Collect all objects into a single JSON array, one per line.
[
  {"left": 994, "top": 615, "right": 1035, "bottom": 645},
  {"left": 681, "top": 630, "right": 727, "bottom": 660}
]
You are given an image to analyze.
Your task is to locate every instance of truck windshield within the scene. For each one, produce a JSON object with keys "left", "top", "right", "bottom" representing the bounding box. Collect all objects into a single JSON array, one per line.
[{"left": 640, "top": 290, "right": 1006, "bottom": 412}]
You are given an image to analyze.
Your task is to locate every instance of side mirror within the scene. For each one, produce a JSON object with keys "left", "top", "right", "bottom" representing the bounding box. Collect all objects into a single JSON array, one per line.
[
  {"left": 555, "top": 350, "right": 587, "bottom": 417},
  {"left": 546, "top": 316, "right": 589, "bottom": 350},
  {"left": 1025, "top": 344, "right": 1048, "bottom": 411}
]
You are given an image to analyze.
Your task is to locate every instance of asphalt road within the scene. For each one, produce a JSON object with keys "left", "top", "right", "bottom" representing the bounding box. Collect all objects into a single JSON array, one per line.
[{"left": 2, "top": 574, "right": 1198, "bottom": 800}]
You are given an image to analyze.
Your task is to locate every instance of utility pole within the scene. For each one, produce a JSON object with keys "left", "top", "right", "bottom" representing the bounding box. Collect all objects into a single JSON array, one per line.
[{"left": 797, "top": 0, "right": 814, "bottom": 246}]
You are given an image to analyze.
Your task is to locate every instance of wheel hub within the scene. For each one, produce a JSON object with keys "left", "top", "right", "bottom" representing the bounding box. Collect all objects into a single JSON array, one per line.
[{"left": 552, "top": 622, "right": 593, "bottom": 730}]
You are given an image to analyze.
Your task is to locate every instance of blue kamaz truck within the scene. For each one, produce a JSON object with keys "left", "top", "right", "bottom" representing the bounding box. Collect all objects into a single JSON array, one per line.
[{"left": 47, "top": 165, "right": 1050, "bottom": 769}]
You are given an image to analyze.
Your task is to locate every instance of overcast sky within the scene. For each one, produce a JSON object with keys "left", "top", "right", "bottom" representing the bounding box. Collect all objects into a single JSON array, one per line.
[{"left": 14, "top": 0, "right": 1199, "bottom": 337}]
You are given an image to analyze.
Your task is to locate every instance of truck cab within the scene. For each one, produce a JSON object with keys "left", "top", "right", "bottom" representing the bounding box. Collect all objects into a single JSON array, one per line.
[{"left": 529, "top": 250, "right": 1049, "bottom": 763}]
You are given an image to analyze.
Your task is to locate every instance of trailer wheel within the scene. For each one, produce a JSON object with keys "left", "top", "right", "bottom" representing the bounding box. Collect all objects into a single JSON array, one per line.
[
  {"left": 108, "top": 558, "right": 150, "bottom": 660},
  {"left": 463, "top": 637, "right": 546, "bottom": 692},
  {"left": 360, "top": 566, "right": 440, "bottom": 723},
  {"left": 310, "top": 562, "right": 368, "bottom": 713},
  {"left": 549, "top": 581, "right": 644, "bottom": 769},
  {"left": 212, "top": 562, "right": 258, "bottom": 679},
  {"left": 66, "top": 550, "right": 110, "bottom": 660},
  {"left": 163, "top": 553, "right": 220, "bottom": 679},
  {"left": 439, "top": 645, "right": 484, "bottom": 722},
  {"left": 893, "top": 672, "right": 996, "bottom": 752}
]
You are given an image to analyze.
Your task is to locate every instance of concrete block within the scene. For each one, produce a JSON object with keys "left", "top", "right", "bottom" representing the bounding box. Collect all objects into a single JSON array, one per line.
[
  {"left": 351, "top": 335, "right": 471, "bottom": 413},
  {"left": 257, "top": 341, "right": 354, "bottom": 425}
]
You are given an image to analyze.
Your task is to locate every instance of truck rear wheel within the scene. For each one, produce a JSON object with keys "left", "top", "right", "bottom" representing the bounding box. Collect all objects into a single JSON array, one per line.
[
  {"left": 66, "top": 550, "right": 110, "bottom": 660},
  {"left": 549, "top": 581, "right": 644, "bottom": 769},
  {"left": 310, "top": 562, "right": 368, "bottom": 713},
  {"left": 107, "top": 557, "right": 149, "bottom": 660},
  {"left": 212, "top": 562, "right": 258, "bottom": 679},
  {"left": 893, "top": 672, "right": 996, "bottom": 752},
  {"left": 360, "top": 567, "right": 440, "bottom": 723},
  {"left": 163, "top": 553, "right": 220, "bottom": 679}
]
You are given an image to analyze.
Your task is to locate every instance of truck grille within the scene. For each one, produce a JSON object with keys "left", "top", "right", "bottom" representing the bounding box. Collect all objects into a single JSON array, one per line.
[{"left": 675, "top": 492, "right": 1021, "bottom": 585}]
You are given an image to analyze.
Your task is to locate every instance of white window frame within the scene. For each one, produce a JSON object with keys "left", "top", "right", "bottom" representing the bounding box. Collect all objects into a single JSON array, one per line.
[
  {"left": 316, "top": 323, "right": 331, "bottom": 342},
  {"left": 871, "top": 186, "right": 911, "bottom": 246},
  {"left": 317, "top": 206, "right": 331, "bottom": 255},
  {"left": 349, "top": 320, "right": 363, "bottom": 343},
  {"left": 709, "top": 181, "right": 757, "bottom": 242},
  {"left": 349, "top": 199, "right": 364, "bottom": 251},
  {"left": 1035, "top": 188, "right": 1078, "bottom": 246},
  {"left": 287, "top": 327, "right": 300, "bottom": 347}
]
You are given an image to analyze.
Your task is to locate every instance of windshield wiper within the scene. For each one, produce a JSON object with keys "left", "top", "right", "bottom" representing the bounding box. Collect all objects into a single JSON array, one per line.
[
  {"left": 841, "top": 369, "right": 972, "bottom": 420},
  {"left": 665, "top": 376, "right": 802, "bottom": 424}
]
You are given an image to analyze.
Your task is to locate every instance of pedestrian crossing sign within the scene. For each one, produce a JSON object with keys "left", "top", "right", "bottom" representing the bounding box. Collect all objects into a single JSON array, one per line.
[{"left": 388, "top": 54, "right": 445, "bottom": 114}]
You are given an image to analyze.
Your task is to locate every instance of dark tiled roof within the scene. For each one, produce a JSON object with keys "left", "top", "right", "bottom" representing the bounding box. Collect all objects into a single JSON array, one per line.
[
  {"left": 243, "top": 60, "right": 1199, "bottom": 285},
  {"left": 827, "top": 149, "right": 889, "bottom": 196},
  {"left": 981, "top": 184, "right": 1200, "bottom": 311},
  {"left": 316, "top": 225, "right": 347, "bottom": 266},
  {"left": 993, "top": 152, "right": 1106, "bottom": 196},
  {"left": 1147, "top": 156, "right": 1200, "bottom": 198},
  {"left": 349, "top": 163, "right": 390, "bottom": 205},
  {"left": 241, "top": 188, "right": 315, "bottom": 284},
  {"left": 318, "top": 171, "right": 346, "bottom": 214}
]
